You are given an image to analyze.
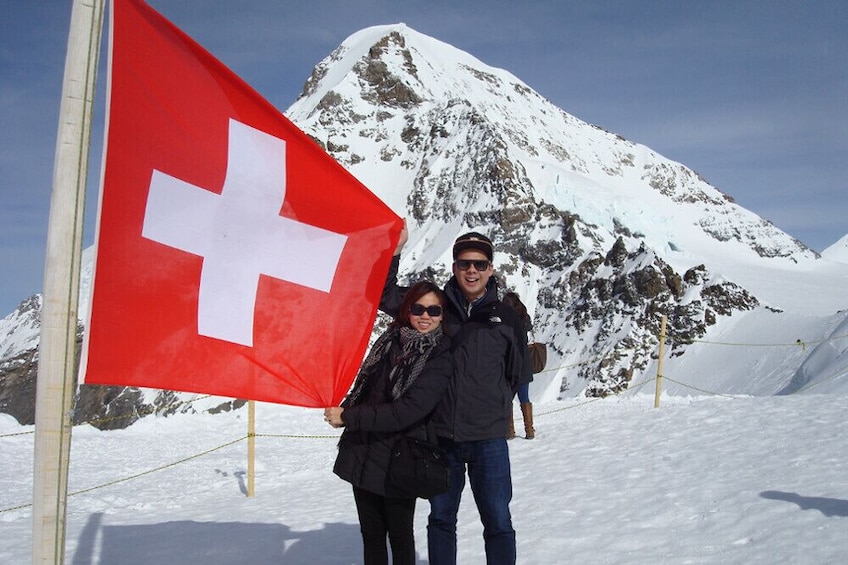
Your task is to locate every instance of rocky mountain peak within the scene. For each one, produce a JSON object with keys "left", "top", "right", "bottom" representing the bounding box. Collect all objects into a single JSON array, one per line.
[
  {"left": 285, "top": 24, "right": 822, "bottom": 395},
  {"left": 0, "top": 294, "right": 42, "bottom": 360}
]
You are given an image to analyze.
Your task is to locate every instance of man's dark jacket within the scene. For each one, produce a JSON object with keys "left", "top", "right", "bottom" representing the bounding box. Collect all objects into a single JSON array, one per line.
[{"left": 380, "top": 256, "right": 531, "bottom": 442}]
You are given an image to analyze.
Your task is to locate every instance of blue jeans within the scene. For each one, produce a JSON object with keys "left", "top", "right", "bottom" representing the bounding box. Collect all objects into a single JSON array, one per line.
[
  {"left": 427, "top": 438, "right": 515, "bottom": 565},
  {"left": 516, "top": 382, "right": 530, "bottom": 404}
]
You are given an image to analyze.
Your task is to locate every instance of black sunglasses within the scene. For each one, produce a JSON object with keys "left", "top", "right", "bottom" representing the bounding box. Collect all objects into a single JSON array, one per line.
[
  {"left": 454, "top": 259, "right": 491, "bottom": 271},
  {"left": 410, "top": 303, "right": 443, "bottom": 317}
]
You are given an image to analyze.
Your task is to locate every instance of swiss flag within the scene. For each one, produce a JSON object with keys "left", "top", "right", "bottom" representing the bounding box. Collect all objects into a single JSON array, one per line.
[{"left": 81, "top": 0, "right": 402, "bottom": 406}]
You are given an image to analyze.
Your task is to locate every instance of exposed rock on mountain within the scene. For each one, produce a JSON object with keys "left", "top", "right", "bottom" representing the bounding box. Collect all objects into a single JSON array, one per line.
[
  {"left": 0, "top": 329, "right": 245, "bottom": 430},
  {"left": 285, "top": 23, "right": 822, "bottom": 396},
  {"left": 0, "top": 287, "right": 244, "bottom": 430}
]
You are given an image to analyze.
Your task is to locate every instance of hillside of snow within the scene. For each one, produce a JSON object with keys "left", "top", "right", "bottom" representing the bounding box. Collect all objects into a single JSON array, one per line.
[
  {"left": 822, "top": 234, "right": 848, "bottom": 264},
  {"left": 2, "top": 394, "right": 848, "bottom": 563}
]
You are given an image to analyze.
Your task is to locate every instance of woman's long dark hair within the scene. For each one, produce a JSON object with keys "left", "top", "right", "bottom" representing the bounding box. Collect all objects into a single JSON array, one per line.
[
  {"left": 502, "top": 291, "right": 531, "bottom": 332},
  {"left": 393, "top": 281, "right": 447, "bottom": 329}
]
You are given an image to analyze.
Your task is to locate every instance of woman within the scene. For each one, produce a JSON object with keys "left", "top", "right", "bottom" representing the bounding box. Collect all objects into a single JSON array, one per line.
[
  {"left": 324, "top": 280, "right": 453, "bottom": 565},
  {"left": 502, "top": 291, "right": 535, "bottom": 439}
]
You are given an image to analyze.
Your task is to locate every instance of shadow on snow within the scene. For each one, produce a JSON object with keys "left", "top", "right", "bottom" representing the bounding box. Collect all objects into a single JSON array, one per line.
[
  {"left": 760, "top": 490, "right": 848, "bottom": 518},
  {"left": 70, "top": 511, "right": 428, "bottom": 564}
]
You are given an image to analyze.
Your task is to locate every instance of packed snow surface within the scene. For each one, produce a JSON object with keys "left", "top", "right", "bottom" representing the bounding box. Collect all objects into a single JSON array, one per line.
[{"left": 3, "top": 391, "right": 847, "bottom": 563}]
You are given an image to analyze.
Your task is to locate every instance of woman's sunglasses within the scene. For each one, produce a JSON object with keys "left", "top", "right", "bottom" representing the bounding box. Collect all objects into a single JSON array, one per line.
[{"left": 410, "top": 303, "right": 443, "bottom": 317}]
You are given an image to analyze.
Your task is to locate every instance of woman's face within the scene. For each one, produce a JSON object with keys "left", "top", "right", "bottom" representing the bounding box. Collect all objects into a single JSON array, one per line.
[{"left": 408, "top": 291, "right": 443, "bottom": 334}]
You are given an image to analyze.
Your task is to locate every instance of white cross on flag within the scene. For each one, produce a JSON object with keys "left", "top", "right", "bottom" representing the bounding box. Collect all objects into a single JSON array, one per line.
[{"left": 81, "top": 0, "right": 402, "bottom": 407}]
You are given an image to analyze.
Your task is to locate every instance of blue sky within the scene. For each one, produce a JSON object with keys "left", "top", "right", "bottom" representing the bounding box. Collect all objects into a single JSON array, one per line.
[{"left": 1, "top": 0, "right": 845, "bottom": 315}]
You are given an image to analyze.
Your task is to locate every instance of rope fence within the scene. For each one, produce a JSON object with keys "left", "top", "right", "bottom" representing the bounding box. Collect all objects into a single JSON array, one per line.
[
  {"left": 67, "top": 435, "right": 246, "bottom": 498},
  {"left": 2, "top": 326, "right": 846, "bottom": 514},
  {"left": 0, "top": 393, "right": 215, "bottom": 439},
  {"left": 680, "top": 333, "right": 848, "bottom": 350}
]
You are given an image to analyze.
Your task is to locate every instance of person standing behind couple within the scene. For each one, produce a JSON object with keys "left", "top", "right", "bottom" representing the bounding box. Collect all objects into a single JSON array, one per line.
[
  {"left": 501, "top": 291, "right": 536, "bottom": 440},
  {"left": 325, "top": 280, "right": 454, "bottom": 565},
  {"left": 380, "top": 227, "right": 530, "bottom": 565}
]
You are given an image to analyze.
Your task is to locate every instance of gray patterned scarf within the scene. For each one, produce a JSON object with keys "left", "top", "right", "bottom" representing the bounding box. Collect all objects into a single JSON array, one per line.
[{"left": 344, "top": 324, "right": 444, "bottom": 406}]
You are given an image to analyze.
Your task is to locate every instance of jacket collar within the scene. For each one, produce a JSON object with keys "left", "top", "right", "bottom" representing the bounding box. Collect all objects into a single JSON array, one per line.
[{"left": 445, "top": 276, "right": 498, "bottom": 319}]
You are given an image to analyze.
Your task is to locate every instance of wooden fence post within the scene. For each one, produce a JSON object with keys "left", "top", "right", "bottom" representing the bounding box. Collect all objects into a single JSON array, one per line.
[
  {"left": 248, "top": 400, "right": 255, "bottom": 497},
  {"left": 654, "top": 315, "right": 667, "bottom": 408}
]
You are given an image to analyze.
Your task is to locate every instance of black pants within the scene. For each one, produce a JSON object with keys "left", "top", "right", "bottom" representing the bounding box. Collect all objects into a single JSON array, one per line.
[{"left": 352, "top": 486, "right": 417, "bottom": 565}]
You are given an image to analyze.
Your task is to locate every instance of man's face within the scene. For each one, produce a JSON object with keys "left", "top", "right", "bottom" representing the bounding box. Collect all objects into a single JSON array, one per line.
[{"left": 452, "top": 250, "right": 493, "bottom": 301}]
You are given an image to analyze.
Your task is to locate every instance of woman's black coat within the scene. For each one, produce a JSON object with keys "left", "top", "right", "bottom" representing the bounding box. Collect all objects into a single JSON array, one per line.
[{"left": 332, "top": 333, "right": 453, "bottom": 497}]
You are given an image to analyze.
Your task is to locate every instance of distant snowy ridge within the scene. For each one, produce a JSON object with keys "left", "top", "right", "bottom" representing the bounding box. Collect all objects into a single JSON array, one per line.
[
  {"left": 0, "top": 247, "right": 93, "bottom": 362},
  {"left": 0, "top": 294, "right": 41, "bottom": 361},
  {"left": 822, "top": 233, "right": 848, "bottom": 263}
]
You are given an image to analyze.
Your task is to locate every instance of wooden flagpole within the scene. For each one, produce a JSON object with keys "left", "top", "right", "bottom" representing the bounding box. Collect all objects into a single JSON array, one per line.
[{"left": 33, "top": 0, "right": 105, "bottom": 562}]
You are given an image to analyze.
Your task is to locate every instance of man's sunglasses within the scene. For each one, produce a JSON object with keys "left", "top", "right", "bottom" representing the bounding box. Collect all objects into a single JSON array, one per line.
[
  {"left": 410, "top": 303, "right": 443, "bottom": 317},
  {"left": 454, "top": 259, "right": 491, "bottom": 271}
]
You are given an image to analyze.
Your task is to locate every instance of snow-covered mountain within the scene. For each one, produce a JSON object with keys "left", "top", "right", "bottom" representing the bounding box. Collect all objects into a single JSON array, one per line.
[
  {"left": 290, "top": 24, "right": 817, "bottom": 269},
  {"left": 284, "top": 24, "right": 848, "bottom": 396},
  {"left": 2, "top": 24, "right": 847, "bottom": 425},
  {"left": 822, "top": 234, "right": 848, "bottom": 264},
  {"left": 0, "top": 294, "right": 41, "bottom": 362}
]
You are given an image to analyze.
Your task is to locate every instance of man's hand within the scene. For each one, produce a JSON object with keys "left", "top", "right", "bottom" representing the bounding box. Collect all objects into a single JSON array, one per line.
[{"left": 394, "top": 219, "right": 408, "bottom": 256}]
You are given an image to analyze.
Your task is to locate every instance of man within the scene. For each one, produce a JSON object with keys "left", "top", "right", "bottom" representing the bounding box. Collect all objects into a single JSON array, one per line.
[{"left": 380, "top": 227, "right": 530, "bottom": 565}]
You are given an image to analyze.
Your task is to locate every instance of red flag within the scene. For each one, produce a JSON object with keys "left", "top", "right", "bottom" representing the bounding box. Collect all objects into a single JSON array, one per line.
[{"left": 81, "top": 0, "right": 402, "bottom": 406}]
